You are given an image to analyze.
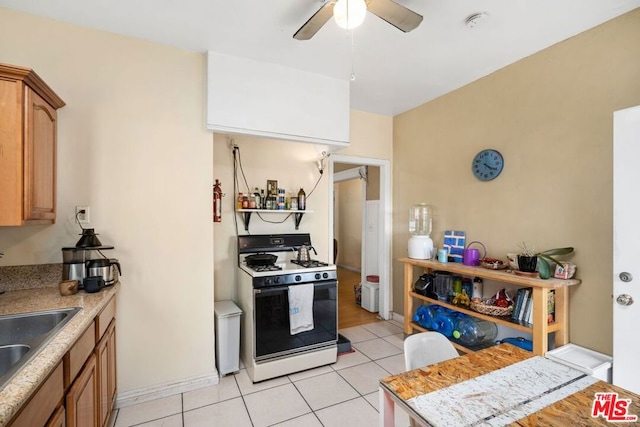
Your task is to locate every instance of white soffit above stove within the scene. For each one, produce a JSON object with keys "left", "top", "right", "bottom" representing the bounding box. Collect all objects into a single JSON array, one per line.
[{"left": 1, "top": 0, "right": 638, "bottom": 116}]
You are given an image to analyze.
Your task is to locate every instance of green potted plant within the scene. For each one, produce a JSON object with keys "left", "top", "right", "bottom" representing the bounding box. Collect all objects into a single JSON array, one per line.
[{"left": 518, "top": 242, "right": 574, "bottom": 279}]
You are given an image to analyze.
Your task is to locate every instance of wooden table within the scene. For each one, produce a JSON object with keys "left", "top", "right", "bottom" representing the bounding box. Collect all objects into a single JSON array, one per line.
[{"left": 379, "top": 344, "right": 640, "bottom": 426}]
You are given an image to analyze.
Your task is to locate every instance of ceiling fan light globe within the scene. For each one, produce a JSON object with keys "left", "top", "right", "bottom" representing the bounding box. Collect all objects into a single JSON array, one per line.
[{"left": 333, "top": 0, "right": 367, "bottom": 30}]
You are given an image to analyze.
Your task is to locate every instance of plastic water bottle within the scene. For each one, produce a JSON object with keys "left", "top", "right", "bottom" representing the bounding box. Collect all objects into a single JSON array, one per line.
[
  {"left": 431, "top": 310, "right": 466, "bottom": 338},
  {"left": 413, "top": 304, "right": 441, "bottom": 330},
  {"left": 452, "top": 317, "right": 498, "bottom": 347}
]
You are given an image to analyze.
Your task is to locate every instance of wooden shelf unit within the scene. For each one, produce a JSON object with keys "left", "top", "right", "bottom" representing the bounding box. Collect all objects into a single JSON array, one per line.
[{"left": 400, "top": 258, "right": 581, "bottom": 356}]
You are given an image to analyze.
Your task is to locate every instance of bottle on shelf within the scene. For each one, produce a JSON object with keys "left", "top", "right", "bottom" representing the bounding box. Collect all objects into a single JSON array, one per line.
[
  {"left": 298, "top": 188, "right": 306, "bottom": 210},
  {"left": 472, "top": 277, "right": 484, "bottom": 301},
  {"left": 462, "top": 278, "right": 473, "bottom": 301},
  {"left": 237, "top": 193, "right": 243, "bottom": 210},
  {"left": 452, "top": 317, "right": 498, "bottom": 347},
  {"left": 254, "top": 187, "right": 261, "bottom": 209},
  {"left": 452, "top": 276, "right": 462, "bottom": 298},
  {"left": 431, "top": 310, "right": 467, "bottom": 338},
  {"left": 413, "top": 304, "right": 443, "bottom": 330},
  {"left": 278, "top": 188, "right": 285, "bottom": 210},
  {"left": 242, "top": 195, "right": 249, "bottom": 209}
]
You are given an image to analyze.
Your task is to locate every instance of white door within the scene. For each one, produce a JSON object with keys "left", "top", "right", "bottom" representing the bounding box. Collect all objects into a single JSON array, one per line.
[{"left": 613, "top": 105, "right": 640, "bottom": 394}]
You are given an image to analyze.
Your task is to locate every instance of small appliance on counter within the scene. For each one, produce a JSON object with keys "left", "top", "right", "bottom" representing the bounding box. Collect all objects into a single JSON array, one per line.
[
  {"left": 61, "top": 247, "right": 121, "bottom": 288},
  {"left": 61, "top": 227, "right": 122, "bottom": 288},
  {"left": 87, "top": 258, "right": 121, "bottom": 286}
]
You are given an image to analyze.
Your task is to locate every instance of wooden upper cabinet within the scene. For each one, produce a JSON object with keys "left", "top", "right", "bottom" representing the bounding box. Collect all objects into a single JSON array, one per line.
[{"left": 0, "top": 63, "right": 65, "bottom": 226}]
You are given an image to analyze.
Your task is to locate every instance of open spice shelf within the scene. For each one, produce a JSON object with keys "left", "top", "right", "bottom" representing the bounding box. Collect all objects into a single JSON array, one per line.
[
  {"left": 236, "top": 209, "right": 312, "bottom": 231},
  {"left": 399, "top": 257, "right": 581, "bottom": 356}
]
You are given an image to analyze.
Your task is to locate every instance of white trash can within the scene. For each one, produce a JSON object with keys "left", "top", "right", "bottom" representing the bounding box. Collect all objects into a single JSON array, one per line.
[
  {"left": 546, "top": 343, "right": 612, "bottom": 383},
  {"left": 362, "top": 275, "right": 380, "bottom": 313},
  {"left": 214, "top": 300, "right": 242, "bottom": 376}
]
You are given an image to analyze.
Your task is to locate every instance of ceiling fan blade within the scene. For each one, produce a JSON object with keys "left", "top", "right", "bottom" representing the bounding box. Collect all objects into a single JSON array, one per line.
[
  {"left": 367, "top": 0, "right": 423, "bottom": 33},
  {"left": 293, "top": 2, "right": 336, "bottom": 40}
]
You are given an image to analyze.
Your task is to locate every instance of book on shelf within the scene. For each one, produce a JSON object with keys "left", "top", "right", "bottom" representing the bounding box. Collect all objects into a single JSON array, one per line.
[
  {"left": 518, "top": 288, "right": 532, "bottom": 322},
  {"left": 547, "top": 289, "right": 556, "bottom": 323},
  {"left": 522, "top": 291, "right": 533, "bottom": 323},
  {"left": 522, "top": 289, "right": 557, "bottom": 325},
  {"left": 511, "top": 288, "right": 526, "bottom": 322}
]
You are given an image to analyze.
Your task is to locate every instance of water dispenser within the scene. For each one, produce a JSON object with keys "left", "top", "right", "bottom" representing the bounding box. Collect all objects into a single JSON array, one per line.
[{"left": 408, "top": 203, "right": 434, "bottom": 259}]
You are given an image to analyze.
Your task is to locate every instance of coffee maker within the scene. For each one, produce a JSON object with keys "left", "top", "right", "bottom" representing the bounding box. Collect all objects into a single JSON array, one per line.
[
  {"left": 62, "top": 228, "right": 119, "bottom": 287},
  {"left": 62, "top": 247, "right": 91, "bottom": 285}
]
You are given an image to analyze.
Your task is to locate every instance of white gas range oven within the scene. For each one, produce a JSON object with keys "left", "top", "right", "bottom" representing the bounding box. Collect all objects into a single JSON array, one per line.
[{"left": 235, "top": 233, "right": 338, "bottom": 383}]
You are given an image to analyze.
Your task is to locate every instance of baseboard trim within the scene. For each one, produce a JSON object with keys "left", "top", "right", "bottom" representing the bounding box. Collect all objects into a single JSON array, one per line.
[
  {"left": 115, "top": 372, "right": 220, "bottom": 408},
  {"left": 391, "top": 312, "right": 404, "bottom": 324}
]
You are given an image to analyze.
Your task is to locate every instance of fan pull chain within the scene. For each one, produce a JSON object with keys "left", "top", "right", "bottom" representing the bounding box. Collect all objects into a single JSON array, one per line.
[{"left": 350, "top": 30, "right": 356, "bottom": 81}]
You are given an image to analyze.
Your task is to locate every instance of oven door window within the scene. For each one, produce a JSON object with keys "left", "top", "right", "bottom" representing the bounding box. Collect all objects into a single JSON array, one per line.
[{"left": 254, "top": 281, "right": 337, "bottom": 360}]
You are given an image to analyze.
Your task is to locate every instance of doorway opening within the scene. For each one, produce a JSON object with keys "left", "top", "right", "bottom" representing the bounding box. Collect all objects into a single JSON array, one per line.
[{"left": 328, "top": 155, "right": 392, "bottom": 329}]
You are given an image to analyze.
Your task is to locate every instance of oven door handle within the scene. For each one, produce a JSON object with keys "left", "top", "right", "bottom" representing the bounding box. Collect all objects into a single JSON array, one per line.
[
  {"left": 254, "top": 281, "right": 335, "bottom": 295},
  {"left": 254, "top": 286, "right": 290, "bottom": 295}
]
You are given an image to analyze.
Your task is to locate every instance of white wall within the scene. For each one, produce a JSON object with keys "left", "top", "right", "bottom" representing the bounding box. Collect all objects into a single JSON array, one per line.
[{"left": 0, "top": 8, "right": 215, "bottom": 394}]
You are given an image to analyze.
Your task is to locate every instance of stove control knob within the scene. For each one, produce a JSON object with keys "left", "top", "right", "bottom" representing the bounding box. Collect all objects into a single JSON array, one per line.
[
  {"left": 295, "top": 275, "right": 302, "bottom": 282},
  {"left": 315, "top": 273, "right": 321, "bottom": 280},
  {"left": 274, "top": 277, "right": 280, "bottom": 284},
  {"left": 264, "top": 278, "right": 271, "bottom": 285},
  {"left": 323, "top": 273, "right": 329, "bottom": 279}
]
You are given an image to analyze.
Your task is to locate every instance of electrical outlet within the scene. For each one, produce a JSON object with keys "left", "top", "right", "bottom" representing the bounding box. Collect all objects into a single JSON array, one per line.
[
  {"left": 75, "top": 206, "right": 90, "bottom": 224},
  {"left": 227, "top": 138, "right": 238, "bottom": 150}
]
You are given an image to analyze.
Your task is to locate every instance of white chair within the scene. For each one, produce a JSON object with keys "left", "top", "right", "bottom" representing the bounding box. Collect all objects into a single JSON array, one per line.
[
  {"left": 404, "top": 331, "right": 459, "bottom": 370},
  {"left": 403, "top": 332, "right": 460, "bottom": 427}
]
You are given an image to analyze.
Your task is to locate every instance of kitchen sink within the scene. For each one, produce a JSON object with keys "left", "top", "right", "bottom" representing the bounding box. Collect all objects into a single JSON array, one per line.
[
  {"left": 0, "top": 307, "right": 81, "bottom": 391},
  {"left": 0, "top": 345, "right": 30, "bottom": 375}
]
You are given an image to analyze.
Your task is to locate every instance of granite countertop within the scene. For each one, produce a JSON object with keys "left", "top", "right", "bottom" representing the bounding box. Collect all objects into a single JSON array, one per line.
[{"left": 0, "top": 283, "right": 120, "bottom": 426}]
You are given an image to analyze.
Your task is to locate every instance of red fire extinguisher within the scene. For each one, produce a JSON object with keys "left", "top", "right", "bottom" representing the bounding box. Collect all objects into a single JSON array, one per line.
[{"left": 213, "top": 179, "right": 222, "bottom": 222}]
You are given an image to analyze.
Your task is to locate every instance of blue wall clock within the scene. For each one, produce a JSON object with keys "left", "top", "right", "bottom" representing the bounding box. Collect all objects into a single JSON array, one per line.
[{"left": 472, "top": 149, "right": 504, "bottom": 181}]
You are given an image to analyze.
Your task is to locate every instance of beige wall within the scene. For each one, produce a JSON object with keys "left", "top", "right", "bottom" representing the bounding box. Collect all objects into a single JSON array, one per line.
[
  {"left": 335, "top": 178, "right": 362, "bottom": 271},
  {"left": 333, "top": 165, "right": 380, "bottom": 271},
  {"left": 0, "top": 8, "right": 215, "bottom": 394},
  {"left": 341, "top": 110, "right": 393, "bottom": 159},
  {"left": 393, "top": 9, "right": 640, "bottom": 355},
  {"left": 367, "top": 166, "right": 380, "bottom": 200}
]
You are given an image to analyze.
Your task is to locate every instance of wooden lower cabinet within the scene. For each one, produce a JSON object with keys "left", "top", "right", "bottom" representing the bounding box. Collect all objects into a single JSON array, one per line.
[
  {"left": 66, "top": 354, "right": 99, "bottom": 427},
  {"left": 8, "top": 296, "right": 117, "bottom": 427},
  {"left": 97, "top": 321, "right": 117, "bottom": 427},
  {"left": 47, "top": 406, "right": 66, "bottom": 427},
  {"left": 9, "top": 363, "right": 64, "bottom": 427}
]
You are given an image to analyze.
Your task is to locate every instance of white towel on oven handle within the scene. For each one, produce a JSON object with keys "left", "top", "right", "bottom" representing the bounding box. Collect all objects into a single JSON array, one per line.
[{"left": 288, "top": 283, "right": 314, "bottom": 335}]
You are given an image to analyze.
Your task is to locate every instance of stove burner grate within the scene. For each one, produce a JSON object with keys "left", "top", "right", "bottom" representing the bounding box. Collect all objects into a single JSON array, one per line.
[
  {"left": 248, "top": 263, "right": 282, "bottom": 272},
  {"left": 290, "top": 259, "right": 329, "bottom": 269}
]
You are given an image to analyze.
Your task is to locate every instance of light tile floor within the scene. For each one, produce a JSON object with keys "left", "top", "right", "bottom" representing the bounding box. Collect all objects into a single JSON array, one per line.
[{"left": 112, "top": 320, "right": 411, "bottom": 427}]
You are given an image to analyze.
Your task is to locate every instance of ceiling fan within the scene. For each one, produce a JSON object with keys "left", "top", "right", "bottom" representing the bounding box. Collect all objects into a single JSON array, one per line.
[{"left": 293, "top": 0, "right": 423, "bottom": 40}]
